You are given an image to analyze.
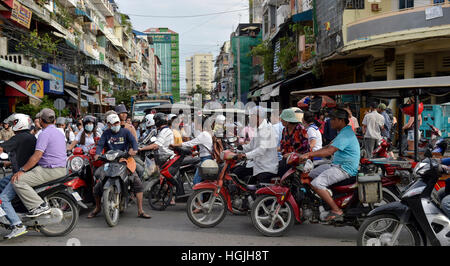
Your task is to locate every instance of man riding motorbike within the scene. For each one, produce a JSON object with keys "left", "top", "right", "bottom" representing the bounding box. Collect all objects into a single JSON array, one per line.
[
  {"left": 89, "top": 114, "right": 151, "bottom": 219},
  {"left": 299, "top": 108, "right": 360, "bottom": 222},
  {"left": 235, "top": 106, "right": 279, "bottom": 185},
  {"left": 11, "top": 108, "right": 67, "bottom": 218},
  {"left": 0, "top": 114, "right": 36, "bottom": 239},
  {"left": 139, "top": 113, "right": 174, "bottom": 160}
]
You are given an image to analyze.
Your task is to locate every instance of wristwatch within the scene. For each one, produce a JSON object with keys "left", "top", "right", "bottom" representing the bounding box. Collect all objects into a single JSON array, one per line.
[{"left": 19, "top": 167, "right": 26, "bottom": 173}]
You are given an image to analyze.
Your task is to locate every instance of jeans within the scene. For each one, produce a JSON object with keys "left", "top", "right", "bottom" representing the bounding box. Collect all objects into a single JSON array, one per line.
[
  {"left": 442, "top": 195, "right": 450, "bottom": 218},
  {"left": 193, "top": 156, "right": 212, "bottom": 185},
  {"left": 0, "top": 174, "right": 21, "bottom": 226}
]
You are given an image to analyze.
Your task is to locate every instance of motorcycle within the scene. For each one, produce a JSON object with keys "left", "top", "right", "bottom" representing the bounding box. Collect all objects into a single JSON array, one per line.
[
  {"left": 147, "top": 145, "right": 199, "bottom": 211},
  {"left": 96, "top": 150, "right": 135, "bottom": 227},
  {"left": 250, "top": 154, "right": 399, "bottom": 237},
  {"left": 66, "top": 142, "right": 104, "bottom": 205},
  {"left": 357, "top": 154, "right": 450, "bottom": 246},
  {"left": 186, "top": 149, "right": 268, "bottom": 228},
  {"left": 0, "top": 152, "right": 82, "bottom": 237}
]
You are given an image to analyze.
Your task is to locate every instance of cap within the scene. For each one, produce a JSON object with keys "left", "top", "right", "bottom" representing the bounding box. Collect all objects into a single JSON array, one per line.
[
  {"left": 56, "top": 117, "right": 66, "bottom": 125},
  {"left": 378, "top": 103, "right": 387, "bottom": 110},
  {"left": 38, "top": 108, "right": 56, "bottom": 122},
  {"left": 114, "top": 104, "right": 128, "bottom": 114},
  {"left": 107, "top": 114, "right": 120, "bottom": 125},
  {"left": 280, "top": 109, "right": 300, "bottom": 123},
  {"left": 290, "top": 107, "right": 304, "bottom": 123},
  {"left": 329, "top": 108, "right": 349, "bottom": 120}
]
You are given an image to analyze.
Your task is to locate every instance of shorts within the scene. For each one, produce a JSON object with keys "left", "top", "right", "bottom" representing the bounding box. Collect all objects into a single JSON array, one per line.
[
  {"left": 407, "top": 130, "right": 421, "bottom": 141},
  {"left": 309, "top": 164, "right": 350, "bottom": 191},
  {"left": 93, "top": 168, "right": 144, "bottom": 197}
]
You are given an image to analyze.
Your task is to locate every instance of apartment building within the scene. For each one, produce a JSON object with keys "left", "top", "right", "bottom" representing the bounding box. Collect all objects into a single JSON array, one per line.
[{"left": 185, "top": 53, "right": 214, "bottom": 98}]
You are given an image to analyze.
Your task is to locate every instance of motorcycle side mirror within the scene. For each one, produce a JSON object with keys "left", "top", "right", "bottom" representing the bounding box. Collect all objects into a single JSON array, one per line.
[{"left": 0, "top": 153, "right": 8, "bottom": 160}]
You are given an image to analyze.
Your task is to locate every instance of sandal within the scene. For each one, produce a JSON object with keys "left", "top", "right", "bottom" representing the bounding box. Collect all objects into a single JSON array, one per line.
[
  {"left": 87, "top": 210, "right": 100, "bottom": 219},
  {"left": 138, "top": 212, "right": 152, "bottom": 219},
  {"left": 323, "top": 211, "right": 344, "bottom": 222}
]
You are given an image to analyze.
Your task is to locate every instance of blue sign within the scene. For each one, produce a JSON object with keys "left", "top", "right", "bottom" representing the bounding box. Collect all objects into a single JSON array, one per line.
[{"left": 43, "top": 63, "right": 64, "bottom": 95}]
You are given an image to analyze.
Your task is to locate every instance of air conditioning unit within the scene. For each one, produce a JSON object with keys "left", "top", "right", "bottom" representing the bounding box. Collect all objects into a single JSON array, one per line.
[{"left": 371, "top": 4, "right": 381, "bottom": 12}]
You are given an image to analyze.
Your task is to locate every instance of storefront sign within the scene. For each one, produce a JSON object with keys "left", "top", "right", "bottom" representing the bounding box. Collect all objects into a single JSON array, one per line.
[
  {"left": 425, "top": 6, "right": 443, "bottom": 21},
  {"left": 10, "top": 0, "right": 32, "bottom": 29},
  {"left": 25, "top": 80, "right": 44, "bottom": 98},
  {"left": 104, "top": 97, "right": 116, "bottom": 106},
  {"left": 43, "top": 63, "right": 64, "bottom": 95}
]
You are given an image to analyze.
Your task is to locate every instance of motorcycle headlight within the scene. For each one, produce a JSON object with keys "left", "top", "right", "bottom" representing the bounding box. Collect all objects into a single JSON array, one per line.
[
  {"left": 105, "top": 151, "right": 119, "bottom": 161},
  {"left": 70, "top": 157, "right": 84, "bottom": 172}
]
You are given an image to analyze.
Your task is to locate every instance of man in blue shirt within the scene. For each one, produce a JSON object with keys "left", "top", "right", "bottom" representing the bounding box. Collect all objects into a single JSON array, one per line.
[
  {"left": 300, "top": 108, "right": 360, "bottom": 222},
  {"left": 89, "top": 114, "right": 150, "bottom": 219}
]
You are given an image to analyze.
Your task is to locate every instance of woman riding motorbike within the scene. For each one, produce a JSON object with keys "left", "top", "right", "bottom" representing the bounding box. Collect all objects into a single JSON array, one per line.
[{"left": 67, "top": 115, "right": 101, "bottom": 153}]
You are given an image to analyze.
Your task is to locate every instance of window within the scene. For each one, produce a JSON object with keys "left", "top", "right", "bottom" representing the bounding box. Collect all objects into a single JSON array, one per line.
[
  {"left": 345, "top": 0, "right": 364, "bottom": 9},
  {"left": 263, "top": 11, "right": 269, "bottom": 34},
  {"left": 399, "top": 0, "right": 414, "bottom": 9}
]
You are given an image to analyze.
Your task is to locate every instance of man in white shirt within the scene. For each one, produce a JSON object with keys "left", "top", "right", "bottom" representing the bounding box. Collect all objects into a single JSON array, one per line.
[
  {"left": 139, "top": 113, "right": 174, "bottom": 159},
  {"left": 238, "top": 106, "right": 278, "bottom": 184},
  {"left": 56, "top": 117, "right": 75, "bottom": 144},
  {"left": 362, "top": 102, "right": 385, "bottom": 158}
]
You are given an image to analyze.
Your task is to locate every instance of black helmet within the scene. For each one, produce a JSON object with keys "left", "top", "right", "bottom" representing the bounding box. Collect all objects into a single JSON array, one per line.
[
  {"left": 115, "top": 104, "right": 128, "bottom": 114},
  {"left": 154, "top": 113, "right": 168, "bottom": 128},
  {"left": 83, "top": 115, "right": 97, "bottom": 126}
]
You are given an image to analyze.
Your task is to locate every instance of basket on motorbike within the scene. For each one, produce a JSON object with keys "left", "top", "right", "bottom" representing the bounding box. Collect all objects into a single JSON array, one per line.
[
  {"left": 357, "top": 173, "right": 383, "bottom": 203},
  {"left": 199, "top": 159, "right": 219, "bottom": 181}
]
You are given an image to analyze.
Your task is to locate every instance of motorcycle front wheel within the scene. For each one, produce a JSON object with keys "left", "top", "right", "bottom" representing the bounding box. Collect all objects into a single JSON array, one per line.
[
  {"left": 102, "top": 186, "right": 120, "bottom": 227},
  {"left": 357, "top": 214, "right": 422, "bottom": 246},
  {"left": 39, "top": 193, "right": 79, "bottom": 237},
  {"left": 186, "top": 189, "right": 226, "bottom": 228},
  {"left": 250, "top": 195, "right": 295, "bottom": 237},
  {"left": 148, "top": 179, "right": 173, "bottom": 211}
]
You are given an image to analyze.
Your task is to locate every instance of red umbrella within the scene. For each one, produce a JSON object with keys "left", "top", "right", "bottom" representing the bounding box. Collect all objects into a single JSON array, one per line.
[{"left": 297, "top": 96, "right": 336, "bottom": 109}]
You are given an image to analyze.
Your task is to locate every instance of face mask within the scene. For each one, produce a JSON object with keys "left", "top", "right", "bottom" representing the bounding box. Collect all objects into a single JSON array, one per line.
[
  {"left": 111, "top": 125, "right": 121, "bottom": 133},
  {"left": 85, "top": 124, "right": 94, "bottom": 132}
]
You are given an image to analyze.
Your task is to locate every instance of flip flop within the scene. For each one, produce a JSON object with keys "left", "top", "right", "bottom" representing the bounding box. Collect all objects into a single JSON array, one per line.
[
  {"left": 138, "top": 213, "right": 152, "bottom": 219},
  {"left": 323, "top": 211, "right": 344, "bottom": 222},
  {"left": 87, "top": 210, "right": 100, "bottom": 219}
]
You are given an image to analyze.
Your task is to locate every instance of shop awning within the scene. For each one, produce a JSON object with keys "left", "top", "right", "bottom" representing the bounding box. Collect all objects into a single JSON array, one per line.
[
  {"left": 270, "top": 86, "right": 280, "bottom": 97},
  {"left": 261, "top": 81, "right": 283, "bottom": 95},
  {"left": 64, "top": 89, "right": 88, "bottom": 105},
  {"left": 292, "top": 9, "right": 313, "bottom": 23},
  {"left": 281, "top": 71, "right": 313, "bottom": 88},
  {"left": 5, "top": 81, "right": 42, "bottom": 102},
  {"left": 291, "top": 76, "right": 450, "bottom": 98},
  {"left": 0, "top": 58, "right": 56, "bottom": 81},
  {"left": 253, "top": 89, "right": 262, "bottom": 98}
]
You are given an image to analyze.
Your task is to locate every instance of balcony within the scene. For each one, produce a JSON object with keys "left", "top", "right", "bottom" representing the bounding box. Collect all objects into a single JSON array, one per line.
[
  {"left": 343, "top": 3, "right": 450, "bottom": 52},
  {"left": 91, "top": 0, "right": 114, "bottom": 17}
]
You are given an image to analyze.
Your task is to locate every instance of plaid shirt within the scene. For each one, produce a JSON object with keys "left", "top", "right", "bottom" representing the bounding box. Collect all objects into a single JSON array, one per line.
[{"left": 280, "top": 124, "right": 309, "bottom": 155}]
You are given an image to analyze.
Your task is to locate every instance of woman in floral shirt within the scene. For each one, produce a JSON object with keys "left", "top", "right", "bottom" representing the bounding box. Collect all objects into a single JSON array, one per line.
[{"left": 278, "top": 109, "right": 309, "bottom": 176}]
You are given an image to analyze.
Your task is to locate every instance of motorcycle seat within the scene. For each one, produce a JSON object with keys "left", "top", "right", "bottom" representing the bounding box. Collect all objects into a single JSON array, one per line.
[
  {"left": 180, "top": 156, "right": 201, "bottom": 167},
  {"left": 329, "top": 176, "right": 357, "bottom": 189},
  {"left": 33, "top": 173, "right": 78, "bottom": 190}
]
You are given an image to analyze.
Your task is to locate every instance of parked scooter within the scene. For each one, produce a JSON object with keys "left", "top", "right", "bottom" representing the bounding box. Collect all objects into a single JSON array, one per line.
[
  {"left": 250, "top": 153, "right": 399, "bottom": 237},
  {"left": 357, "top": 154, "right": 450, "bottom": 246},
  {"left": 0, "top": 152, "right": 82, "bottom": 237}
]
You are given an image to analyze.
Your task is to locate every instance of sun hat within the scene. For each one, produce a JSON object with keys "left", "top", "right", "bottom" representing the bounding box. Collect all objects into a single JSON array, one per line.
[{"left": 280, "top": 108, "right": 300, "bottom": 123}]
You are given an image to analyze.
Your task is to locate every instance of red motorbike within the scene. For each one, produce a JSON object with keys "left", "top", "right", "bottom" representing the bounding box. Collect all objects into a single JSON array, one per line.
[
  {"left": 186, "top": 150, "right": 266, "bottom": 228},
  {"left": 66, "top": 141, "right": 104, "bottom": 205},
  {"left": 250, "top": 154, "right": 399, "bottom": 237},
  {"left": 147, "top": 146, "right": 200, "bottom": 211}
]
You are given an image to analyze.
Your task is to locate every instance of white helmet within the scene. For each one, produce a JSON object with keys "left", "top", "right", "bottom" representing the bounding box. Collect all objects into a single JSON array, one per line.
[
  {"left": 215, "top": 115, "right": 226, "bottom": 125},
  {"left": 5, "top": 113, "right": 32, "bottom": 132},
  {"left": 106, "top": 114, "right": 120, "bottom": 125},
  {"left": 145, "top": 114, "right": 155, "bottom": 128}
]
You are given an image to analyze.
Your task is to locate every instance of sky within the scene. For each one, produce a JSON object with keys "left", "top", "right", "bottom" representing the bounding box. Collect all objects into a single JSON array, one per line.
[{"left": 113, "top": 0, "right": 250, "bottom": 93}]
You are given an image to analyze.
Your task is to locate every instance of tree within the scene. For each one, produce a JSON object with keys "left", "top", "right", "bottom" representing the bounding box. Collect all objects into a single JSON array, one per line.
[
  {"left": 188, "top": 85, "right": 210, "bottom": 100},
  {"left": 112, "top": 89, "right": 139, "bottom": 111},
  {"left": 15, "top": 96, "right": 69, "bottom": 118}
]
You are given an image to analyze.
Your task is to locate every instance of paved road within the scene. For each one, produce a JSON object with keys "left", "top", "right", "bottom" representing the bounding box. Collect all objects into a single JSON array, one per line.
[{"left": 0, "top": 202, "right": 357, "bottom": 246}]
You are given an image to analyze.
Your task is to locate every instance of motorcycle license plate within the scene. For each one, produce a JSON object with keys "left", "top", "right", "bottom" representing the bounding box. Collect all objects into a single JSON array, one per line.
[
  {"left": 0, "top": 206, "right": 6, "bottom": 217},
  {"left": 72, "top": 192, "right": 82, "bottom": 202}
]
